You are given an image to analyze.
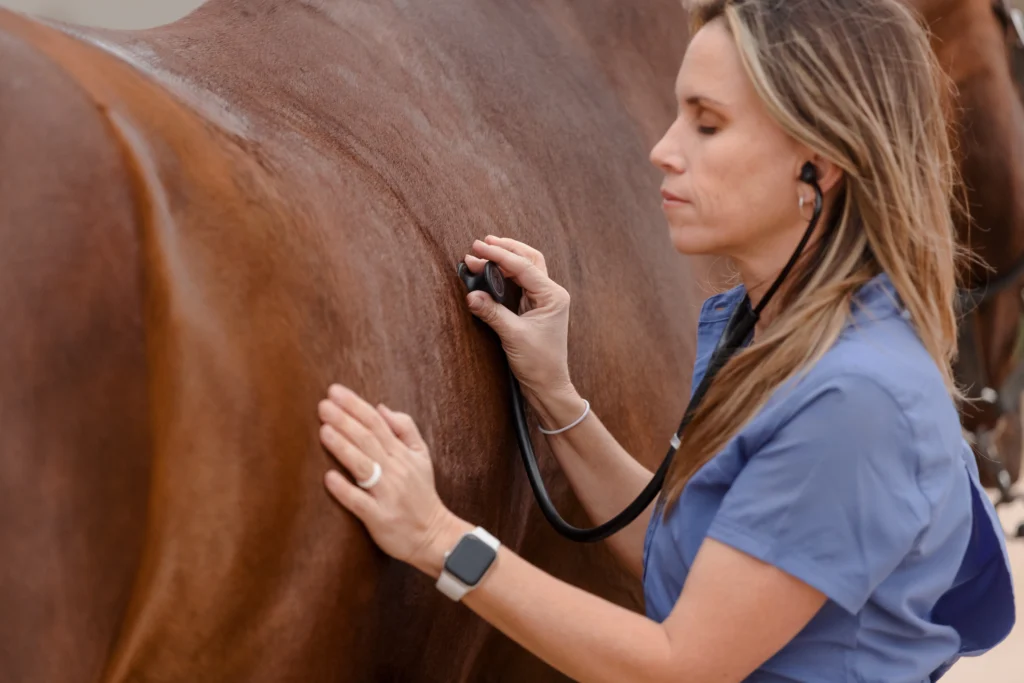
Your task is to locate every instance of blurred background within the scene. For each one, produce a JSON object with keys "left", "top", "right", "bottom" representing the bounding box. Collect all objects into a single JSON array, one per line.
[
  {"left": 0, "top": 0, "right": 200, "bottom": 28},
  {"left": 1, "top": 0, "right": 1022, "bottom": 681}
]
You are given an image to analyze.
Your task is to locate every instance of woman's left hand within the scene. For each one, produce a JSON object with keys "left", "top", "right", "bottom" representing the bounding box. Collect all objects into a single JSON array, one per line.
[{"left": 318, "top": 384, "right": 458, "bottom": 571}]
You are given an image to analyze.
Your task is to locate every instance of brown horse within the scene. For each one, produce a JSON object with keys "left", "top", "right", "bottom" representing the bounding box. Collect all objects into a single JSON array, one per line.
[
  {"left": 2, "top": 1, "right": 1023, "bottom": 682},
  {"left": 910, "top": 0, "right": 1024, "bottom": 502},
  {"left": 0, "top": 1, "right": 706, "bottom": 681}
]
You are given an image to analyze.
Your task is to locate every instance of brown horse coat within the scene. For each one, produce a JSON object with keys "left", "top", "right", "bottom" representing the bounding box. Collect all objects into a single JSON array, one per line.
[
  {"left": 914, "top": 0, "right": 1024, "bottom": 483},
  {"left": 2, "top": 1, "right": 1021, "bottom": 681},
  {"left": 0, "top": 1, "right": 704, "bottom": 681}
]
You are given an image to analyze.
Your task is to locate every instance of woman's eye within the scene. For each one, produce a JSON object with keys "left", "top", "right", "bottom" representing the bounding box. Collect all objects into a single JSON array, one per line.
[{"left": 697, "top": 125, "right": 718, "bottom": 135}]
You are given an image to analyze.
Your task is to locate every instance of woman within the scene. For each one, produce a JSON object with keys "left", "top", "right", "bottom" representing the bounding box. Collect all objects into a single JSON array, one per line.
[{"left": 316, "top": 0, "right": 1015, "bottom": 680}]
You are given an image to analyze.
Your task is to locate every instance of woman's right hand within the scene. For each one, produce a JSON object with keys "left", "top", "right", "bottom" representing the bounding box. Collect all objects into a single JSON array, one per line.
[{"left": 462, "top": 235, "right": 574, "bottom": 404}]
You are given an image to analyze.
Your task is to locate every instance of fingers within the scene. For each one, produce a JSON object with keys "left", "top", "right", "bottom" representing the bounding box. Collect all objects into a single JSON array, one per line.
[
  {"left": 325, "top": 385, "right": 403, "bottom": 455},
  {"left": 320, "top": 422, "right": 381, "bottom": 485},
  {"left": 319, "top": 399, "right": 386, "bottom": 465},
  {"left": 464, "top": 236, "right": 567, "bottom": 314},
  {"left": 466, "top": 289, "right": 520, "bottom": 334},
  {"left": 483, "top": 235, "right": 547, "bottom": 274},
  {"left": 463, "top": 254, "right": 488, "bottom": 273},
  {"left": 324, "top": 469, "right": 377, "bottom": 519},
  {"left": 378, "top": 405, "right": 427, "bottom": 453},
  {"left": 470, "top": 240, "right": 551, "bottom": 295},
  {"left": 464, "top": 236, "right": 546, "bottom": 272}
]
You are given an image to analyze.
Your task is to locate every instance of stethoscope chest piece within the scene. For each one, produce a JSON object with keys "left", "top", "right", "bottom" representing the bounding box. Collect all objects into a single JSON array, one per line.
[{"left": 458, "top": 261, "right": 513, "bottom": 308}]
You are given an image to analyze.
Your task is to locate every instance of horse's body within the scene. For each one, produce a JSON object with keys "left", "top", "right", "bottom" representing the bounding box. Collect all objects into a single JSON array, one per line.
[
  {"left": 0, "top": 2, "right": 703, "bottom": 681},
  {"left": 2, "top": 1, "right": 1022, "bottom": 681},
  {"left": 914, "top": 0, "right": 1024, "bottom": 488}
]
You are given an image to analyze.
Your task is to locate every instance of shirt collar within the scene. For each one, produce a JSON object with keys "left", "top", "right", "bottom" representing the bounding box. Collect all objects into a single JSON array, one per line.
[
  {"left": 852, "top": 271, "right": 906, "bottom": 320},
  {"left": 696, "top": 272, "right": 905, "bottom": 329}
]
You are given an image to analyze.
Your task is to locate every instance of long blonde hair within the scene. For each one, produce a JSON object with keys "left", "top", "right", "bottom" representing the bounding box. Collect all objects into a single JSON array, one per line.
[{"left": 664, "top": 0, "right": 967, "bottom": 510}]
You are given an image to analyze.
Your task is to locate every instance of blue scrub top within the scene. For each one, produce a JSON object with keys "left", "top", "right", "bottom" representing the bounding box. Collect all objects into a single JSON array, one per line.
[{"left": 642, "top": 273, "right": 1015, "bottom": 682}]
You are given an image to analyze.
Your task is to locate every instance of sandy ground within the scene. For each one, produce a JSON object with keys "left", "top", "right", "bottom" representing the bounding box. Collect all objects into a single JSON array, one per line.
[{"left": 942, "top": 496, "right": 1023, "bottom": 682}]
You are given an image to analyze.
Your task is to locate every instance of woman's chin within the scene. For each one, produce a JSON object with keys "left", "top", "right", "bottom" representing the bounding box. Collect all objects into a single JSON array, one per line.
[{"left": 668, "top": 225, "right": 727, "bottom": 256}]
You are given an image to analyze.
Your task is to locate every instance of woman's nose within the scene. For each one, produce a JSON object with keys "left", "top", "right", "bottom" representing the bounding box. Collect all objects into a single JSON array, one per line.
[{"left": 649, "top": 124, "right": 686, "bottom": 175}]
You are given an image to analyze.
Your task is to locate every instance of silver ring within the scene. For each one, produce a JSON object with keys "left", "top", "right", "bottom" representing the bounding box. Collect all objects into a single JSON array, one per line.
[{"left": 357, "top": 461, "right": 383, "bottom": 490}]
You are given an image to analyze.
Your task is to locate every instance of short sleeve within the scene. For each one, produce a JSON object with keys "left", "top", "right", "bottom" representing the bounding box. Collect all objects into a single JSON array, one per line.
[{"left": 706, "top": 375, "right": 930, "bottom": 614}]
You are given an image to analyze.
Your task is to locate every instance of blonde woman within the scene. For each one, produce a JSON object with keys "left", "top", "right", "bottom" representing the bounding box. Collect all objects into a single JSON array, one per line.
[{"left": 315, "top": 0, "right": 1014, "bottom": 680}]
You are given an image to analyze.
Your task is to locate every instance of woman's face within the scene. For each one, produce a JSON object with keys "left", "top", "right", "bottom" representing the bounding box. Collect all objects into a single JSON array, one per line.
[{"left": 650, "top": 20, "right": 811, "bottom": 279}]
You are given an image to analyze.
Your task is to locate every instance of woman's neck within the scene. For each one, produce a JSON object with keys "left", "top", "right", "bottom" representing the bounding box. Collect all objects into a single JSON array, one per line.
[{"left": 733, "top": 243, "right": 820, "bottom": 339}]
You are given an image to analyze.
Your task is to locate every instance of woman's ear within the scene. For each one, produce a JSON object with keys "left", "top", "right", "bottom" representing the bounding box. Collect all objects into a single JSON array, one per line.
[{"left": 804, "top": 154, "right": 843, "bottom": 194}]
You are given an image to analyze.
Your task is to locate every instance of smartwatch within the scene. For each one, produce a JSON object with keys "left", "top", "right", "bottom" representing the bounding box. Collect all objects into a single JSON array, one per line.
[{"left": 436, "top": 526, "right": 501, "bottom": 601}]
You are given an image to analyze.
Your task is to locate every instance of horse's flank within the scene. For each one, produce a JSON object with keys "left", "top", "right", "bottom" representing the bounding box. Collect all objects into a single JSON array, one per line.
[{"left": 0, "top": 2, "right": 700, "bottom": 681}]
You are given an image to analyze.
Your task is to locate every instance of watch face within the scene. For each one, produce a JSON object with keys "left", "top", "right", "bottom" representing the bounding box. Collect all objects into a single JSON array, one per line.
[{"left": 444, "top": 535, "right": 496, "bottom": 585}]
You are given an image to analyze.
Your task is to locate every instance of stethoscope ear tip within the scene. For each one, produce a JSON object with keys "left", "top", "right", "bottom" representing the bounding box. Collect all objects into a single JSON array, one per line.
[{"left": 800, "top": 162, "right": 819, "bottom": 185}]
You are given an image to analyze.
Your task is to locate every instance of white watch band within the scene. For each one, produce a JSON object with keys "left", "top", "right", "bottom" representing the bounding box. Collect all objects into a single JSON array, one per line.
[{"left": 436, "top": 526, "right": 501, "bottom": 602}]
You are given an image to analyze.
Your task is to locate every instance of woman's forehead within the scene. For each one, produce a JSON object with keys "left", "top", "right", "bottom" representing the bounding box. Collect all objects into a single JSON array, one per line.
[{"left": 676, "top": 21, "right": 749, "bottom": 108}]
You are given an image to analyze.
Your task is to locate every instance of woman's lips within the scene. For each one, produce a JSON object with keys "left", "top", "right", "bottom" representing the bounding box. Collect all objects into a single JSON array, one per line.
[{"left": 660, "top": 188, "right": 689, "bottom": 206}]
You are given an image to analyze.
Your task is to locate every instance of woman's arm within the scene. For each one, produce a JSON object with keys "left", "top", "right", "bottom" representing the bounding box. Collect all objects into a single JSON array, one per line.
[
  {"left": 318, "top": 386, "right": 826, "bottom": 683},
  {"left": 530, "top": 385, "right": 656, "bottom": 578},
  {"left": 413, "top": 515, "right": 826, "bottom": 683},
  {"left": 464, "top": 236, "right": 659, "bottom": 576}
]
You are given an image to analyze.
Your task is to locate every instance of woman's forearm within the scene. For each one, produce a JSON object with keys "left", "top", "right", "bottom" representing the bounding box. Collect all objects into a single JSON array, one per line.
[
  {"left": 416, "top": 516, "right": 675, "bottom": 683},
  {"left": 528, "top": 385, "right": 656, "bottom": 577}
]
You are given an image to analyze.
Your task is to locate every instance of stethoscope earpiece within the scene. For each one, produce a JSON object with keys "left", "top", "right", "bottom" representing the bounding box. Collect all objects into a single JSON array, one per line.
[{"left": 799, "top": 161, "right": 819, "bottom": 185}]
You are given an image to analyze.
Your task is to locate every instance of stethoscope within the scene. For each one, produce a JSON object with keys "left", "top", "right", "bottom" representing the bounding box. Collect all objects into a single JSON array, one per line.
[{"left": 459, "top": 162, "right": 825, "bottom": 542}]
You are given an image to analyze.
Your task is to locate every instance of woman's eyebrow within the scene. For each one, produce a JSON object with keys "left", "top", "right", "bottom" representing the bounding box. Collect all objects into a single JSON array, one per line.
[{"left": 683, "top": 94, "right": 728, "bottom": 110}]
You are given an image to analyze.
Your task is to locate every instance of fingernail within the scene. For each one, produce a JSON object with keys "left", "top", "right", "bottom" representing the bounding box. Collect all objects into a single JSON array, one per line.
[
  {"left": 329, "top": 384, "right": 347, "bottom": 403},
  {"left": 467, "top": 294, "right": 483, "bottom": 310},
  {"left": 325, "top": 470, "right": 344, "bottom": 487}
]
